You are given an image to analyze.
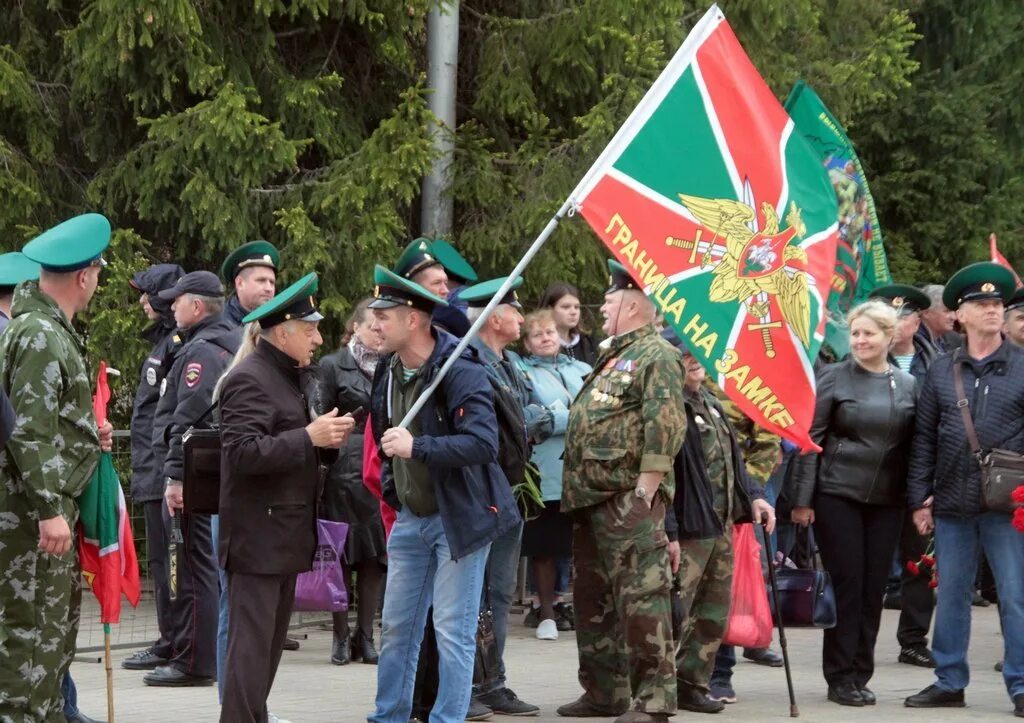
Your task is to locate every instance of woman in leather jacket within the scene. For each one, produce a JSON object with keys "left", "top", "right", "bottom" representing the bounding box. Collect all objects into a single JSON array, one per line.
[{"left": 791, "top": 300, "right": 917, "bottom": 707}]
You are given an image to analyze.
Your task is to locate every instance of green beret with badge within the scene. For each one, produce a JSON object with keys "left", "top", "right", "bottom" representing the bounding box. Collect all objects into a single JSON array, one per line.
[
  {"left": 942, "top": 261, "right": 1016, "bottom": 311},
  {"left": 220, "top": 240, "right": 280, "bottom": 283},
  {"left": 0, "top": 252, "right": 41, "bottom": 291},
  {"left": 429, "top": 239, "right": 478, "bottom": 284},
  {"left": 242, "top": 272, "right": 324, "bottom": 328},
  {"left": 869, "top": 284, "right": 931, "bottom": 316},
  {"left": 607, "top": 259, "right": 639, "bottom": 293},
  {"left": 368, "top": 264, "right": 448, "bottom": 313},
  {"left": 394, "top": 237, "right": 442, "bottom": 280},
  {"left": 22, "top": 213, "right": 110, "bottom": 272},
  {"left": 459, "top": 276, "right": 523, "bottom": 310}
]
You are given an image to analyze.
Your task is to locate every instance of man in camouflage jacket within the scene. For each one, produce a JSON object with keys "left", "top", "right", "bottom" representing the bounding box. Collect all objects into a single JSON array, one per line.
[
  {"left": 558, "top": 261, "right": 687, "bottom": 723},
  {"left": 0, "top": 215, "right": 111, "bottom": 722}
]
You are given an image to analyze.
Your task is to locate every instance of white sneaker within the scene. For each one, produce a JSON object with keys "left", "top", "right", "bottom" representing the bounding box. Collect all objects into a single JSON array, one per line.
[
  {"left": 536, "top": 618, "right": 558, "bottom": 640},
  {"left": 269, "top": 715, "right": 292, "bottom": 723}
]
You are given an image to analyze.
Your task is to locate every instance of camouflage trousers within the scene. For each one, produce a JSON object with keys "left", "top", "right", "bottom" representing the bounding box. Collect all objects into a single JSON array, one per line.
[
  {"left": 675, "top": 530, "right": 733, "bottom": 694},
  {"left": 0, "top": 496, "right": 81, "bottom": 723},
  {"left": 573, "top": 492, "right": 675, "bottom": 714}
]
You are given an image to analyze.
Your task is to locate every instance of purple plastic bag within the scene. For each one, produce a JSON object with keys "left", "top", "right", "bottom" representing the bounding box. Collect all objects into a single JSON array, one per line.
[{"left": 293, "top": 519, "right": 349, "bottom": 612}]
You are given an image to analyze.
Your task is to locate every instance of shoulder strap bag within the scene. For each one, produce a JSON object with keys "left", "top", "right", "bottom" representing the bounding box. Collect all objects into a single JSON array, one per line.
[{"left": 953, "top": 362, "right": 1024, "bottom": 513}]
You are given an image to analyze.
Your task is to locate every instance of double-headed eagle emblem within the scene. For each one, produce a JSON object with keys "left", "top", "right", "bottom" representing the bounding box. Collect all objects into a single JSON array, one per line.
[{"left": 668, "top": 183, "right": 813, "bottom": 355}]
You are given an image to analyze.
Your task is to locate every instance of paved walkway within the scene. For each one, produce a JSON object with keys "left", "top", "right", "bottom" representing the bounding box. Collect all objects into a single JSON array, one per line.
[{"left": 72, "top": 605, "right": 1014, "bottom": 722}]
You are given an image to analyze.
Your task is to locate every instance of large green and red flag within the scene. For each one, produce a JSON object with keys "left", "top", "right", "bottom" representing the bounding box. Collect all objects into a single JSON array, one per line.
[
  {"left": 79, "top": 361, "right": 141, "bottom": 624},
  {"left": 785, "top": 81, "right": 891, "bottom": 337},
  {"left": 569, "top": 5, "right": 837, "bottom": 451},
  {"left": 990, "top": 233, "right": 1022, "bottom": 289}
]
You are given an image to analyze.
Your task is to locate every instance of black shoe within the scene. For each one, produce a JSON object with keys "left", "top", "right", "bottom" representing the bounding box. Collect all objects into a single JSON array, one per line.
[
  {"left": 465, "top": 700, "right": 493, "bottom": 721},
  {"left": 142, "top": 665, "right": 215, "bottom": 687},
  {"left": 742, "top": 647, "right": 783, "bottom": 667},
  {"left": 554, "top": 602, "right": 575, "bottom": 631},
  {"left": 904, "top": 684, "right": 965, "bottom": 708},
  {"left": 352, "top": 630, "right": 379, "bottom": 665},
  {"left": 677, "top": 686, "right": 725, "bottom": 714},
  {"left": 523, "top": 605, "right": 541, "bottom": 628},
  {"left": 121, "top": 646, "right": 168, "bottom": 670},
  {"left": 858, "top": 687, "right": 876, "bottom": 705},
  {"left": 899, "top": 645, "right": 937, "bottom": 668},
  {"left": 1014, "top": 693, "right": 1024, "bottom": 718},
  {"left": 997, "top": 660, "right": 1005, "bottom": 672},
  {"left": 65, "top": 714, "right": 105, "bottom": 723},
  {"left": 882, "top": 592, "right": 903, "bottom": 610},
  {"left": 475, "top": 688, "right": 539, "bottom": 716},
  {"left": 330, "top": 633, "right": 351, "bottom": 665},
  {"left": 827, "top": 682, "right": 865, "bottom": 707},
  {"left": 556, "top": 697, "right": 626, "bottom": 717},
  {"left": 972, "top": 590, "right": 991, "bottom": 607},
  {"left": 283, "top": 636, "right": 301, "bottom": 651}
]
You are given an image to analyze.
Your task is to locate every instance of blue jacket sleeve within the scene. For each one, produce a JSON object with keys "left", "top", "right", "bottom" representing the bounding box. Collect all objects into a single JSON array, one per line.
[
  {"left": 411, "top": 361, "right": 499, "bottom": 468},
  {"left": 907, "top": 362, "right": 941, "bottom": 510}
]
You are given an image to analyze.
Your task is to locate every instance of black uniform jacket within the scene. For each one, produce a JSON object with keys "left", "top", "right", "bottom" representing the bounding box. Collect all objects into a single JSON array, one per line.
[{"left": 218, "top": 340, "right": 336, "bottom": 575}]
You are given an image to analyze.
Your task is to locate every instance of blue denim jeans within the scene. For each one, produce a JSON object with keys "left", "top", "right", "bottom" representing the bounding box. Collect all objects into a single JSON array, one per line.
[
  {"left": 933, "top": 512, "right": 1024, "bottom": 698},
  {"left": 61, "top": 672, "right": 78, "bottom": 719},
  {"left": 475, "top": 520, "right": 523, "bottom": 696},
  {"left": 710, "top": 645, "right": 736, "bottom": 686},
  {"left": 369, "top": 509, "right": 490, "bottom": 723},
  {"left": 210, "top": 513, "right": 229, "bottom": 702}
]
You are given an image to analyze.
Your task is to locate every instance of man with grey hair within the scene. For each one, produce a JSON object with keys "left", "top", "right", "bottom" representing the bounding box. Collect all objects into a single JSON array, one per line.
[
  {"left": 917, "top": 284, "right": 961, "bottom": 353},
  {"left": 145, "top": 270, "right": 241, "bottom": 687}
]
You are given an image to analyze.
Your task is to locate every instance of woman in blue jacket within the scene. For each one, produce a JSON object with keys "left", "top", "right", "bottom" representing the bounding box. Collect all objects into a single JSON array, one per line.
[{"left": 518, "top": 309, "right": 592, "bottom": 641}]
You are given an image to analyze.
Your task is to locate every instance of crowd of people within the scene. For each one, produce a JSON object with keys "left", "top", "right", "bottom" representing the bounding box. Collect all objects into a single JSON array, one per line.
[{"left": 0, "top": 212, "right": 1023, "bottom": 723}]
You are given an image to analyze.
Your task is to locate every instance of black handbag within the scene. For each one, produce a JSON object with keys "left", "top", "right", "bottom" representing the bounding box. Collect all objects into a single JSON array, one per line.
[
  {"left": 182, "top": 402, "right": 221, "bottom": 515},
  {"left": 954, "top": 363, "right": 1024, "bottom": 513},
  {"left": 769, "top": 535, "right": 837, "bottom": 629},
  {"left": 473, "top": 574, "right": 500, "bottom": 685}
]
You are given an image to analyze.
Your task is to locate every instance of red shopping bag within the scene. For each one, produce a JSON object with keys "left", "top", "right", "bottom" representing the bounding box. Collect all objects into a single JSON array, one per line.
[{"left": 722, "top": 523, "right": 773, "bottom": 648}]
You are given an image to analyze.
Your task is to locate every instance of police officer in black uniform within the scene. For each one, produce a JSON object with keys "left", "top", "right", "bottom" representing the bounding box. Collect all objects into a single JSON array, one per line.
[
  {"left": 121, "top": 263, "right": 185, "bottom": 672},
  {"left": 145, "top": 271, "right": 241, "bottom": 687}
]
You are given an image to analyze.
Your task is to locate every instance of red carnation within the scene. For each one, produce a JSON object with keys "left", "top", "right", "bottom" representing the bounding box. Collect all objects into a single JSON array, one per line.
[
  {"left": 906, "top": 561, "right": 920, "bottom": 576},
  {"left": 1013, "top": 507, "right": 1024, "bottom": 533},
  {"left": 1012, "top": 486, "right": 1024, "bottom": 504},
  {"left": 928, "top": 578, "right": 939, "bottom": 589},
  {"left": 920, "top": 554, "right": 935, "bottom": 568}
]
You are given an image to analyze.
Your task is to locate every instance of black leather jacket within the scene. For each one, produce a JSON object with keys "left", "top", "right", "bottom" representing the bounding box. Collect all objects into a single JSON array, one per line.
[{"left": 792, "top": 358, "right": 917, "bottom": 508}]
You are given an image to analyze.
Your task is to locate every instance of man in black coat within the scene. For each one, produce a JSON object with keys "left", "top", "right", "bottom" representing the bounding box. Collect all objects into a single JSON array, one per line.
[
  {"left": 146, "top": 271, "right": 241, "bottom": 687},
  {"left": 121, "top": 263, "right": 185, "bottom": 671},
  {"left": 905, "top": 263, "right": 1024, "bottom": 715},
  {"left": 217, "top": 273, "right": 353, "bottom": 723}
]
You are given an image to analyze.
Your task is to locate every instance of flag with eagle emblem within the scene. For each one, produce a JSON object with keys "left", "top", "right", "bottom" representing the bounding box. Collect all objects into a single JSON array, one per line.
[{"left": 569, "top": 4, "right": 838, "bottom": 451}]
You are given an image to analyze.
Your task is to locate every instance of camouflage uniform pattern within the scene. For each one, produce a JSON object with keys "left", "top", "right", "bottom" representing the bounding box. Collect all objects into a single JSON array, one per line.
[
  {"left": 676, "top": 386, "right": 736, "bottom": 695},
  {"left": 709, "top": 381, "right": 780, "bottom": 486},
  {"left": 0, "top": 281, "right": 99, "bottom": 722},
  {"left": 563, "top": 324, "right": 687, "bottom": 714}
]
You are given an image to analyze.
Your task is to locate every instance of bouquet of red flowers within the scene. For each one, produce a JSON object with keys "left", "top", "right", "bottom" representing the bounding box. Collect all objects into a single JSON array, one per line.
[
  {"left": 1013, "top": 486, "right": 1024, "bottom": 532},
  {"left": 907, "top": 539, "right": 938, "bottom": 589}
]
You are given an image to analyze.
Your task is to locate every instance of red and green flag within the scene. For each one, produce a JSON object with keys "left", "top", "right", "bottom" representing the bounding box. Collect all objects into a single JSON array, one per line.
[
  {"left": 784, "top": 81, "right": 891, "bottom": 352},
  {"left": 990, "top": 233, "right": 1022, "bottom": 289},
  {"left": 570, "top": 5, "right": 837, "bottom": 451},
  {"left": 79, "top": 361, "right": 141, "bottom": 624}
]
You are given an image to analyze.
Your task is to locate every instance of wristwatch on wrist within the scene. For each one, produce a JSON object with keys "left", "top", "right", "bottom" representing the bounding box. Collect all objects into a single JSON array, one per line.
[{"left": 634, "top": 485, "right": 648, "bottom": 501}]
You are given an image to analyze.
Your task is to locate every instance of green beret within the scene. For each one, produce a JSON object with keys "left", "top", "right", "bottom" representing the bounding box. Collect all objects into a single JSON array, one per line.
[
  {"left": 242, "top": 272, "right": 323, "bottom": 328},
  {"left": 429, "top": 239, "right": 478, "bottom": 284},
  {"left": 460, "top": 276, "right": 523, "bottom": 309},
  {"left": 394, "top": 238, "right": 442, "bottom": 280},
  {"left": 0, "top": 252, "right": 41, "bottom": 288},
  {"left": 943, "top": 262, "right": 1016, "bottom": 310},
  {"left": 869, "top": 284, "right": 931, "bottom": 316},
  {"left": 22, "top": 213, "right": 110, "bottom": 272},
  {"left": 369, "top": 265, "right": 448, "bottom": 312},
  {"left": 607, "top": 259, "right": 639, "bottom": 293},
  {"left": 221, "top": 240, "right": 280, "bottom": 283}
]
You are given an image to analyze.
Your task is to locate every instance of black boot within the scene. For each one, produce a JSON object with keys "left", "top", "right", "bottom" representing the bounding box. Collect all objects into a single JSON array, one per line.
[
  {"left": 353, "top": 629, "right": 379, "bottom": 665},
  {"left": 331, "top": 633, "right": 351, "bottom": 665}
]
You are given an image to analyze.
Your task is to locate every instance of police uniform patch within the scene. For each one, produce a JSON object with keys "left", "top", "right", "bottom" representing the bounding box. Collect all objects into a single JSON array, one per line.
[
  {"left": 185, "top": 362, "right": 203, "bottom": 388},
  {"left": 146, "top": 366, "right": 157, "bottom": 386}
]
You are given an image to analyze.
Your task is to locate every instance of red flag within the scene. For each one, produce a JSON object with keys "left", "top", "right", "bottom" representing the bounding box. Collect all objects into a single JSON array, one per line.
[
  {"left": 79, "top": 362, "right": 141, "bottom": 623},
  {"left": 990, "top": 233, "right": 1022, "bottom": 289}
]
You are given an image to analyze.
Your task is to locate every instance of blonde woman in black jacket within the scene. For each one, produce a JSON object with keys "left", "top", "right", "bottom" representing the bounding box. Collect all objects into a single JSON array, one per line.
[{"left": 791, "top": 300, "right": 917, "bottom": 707}]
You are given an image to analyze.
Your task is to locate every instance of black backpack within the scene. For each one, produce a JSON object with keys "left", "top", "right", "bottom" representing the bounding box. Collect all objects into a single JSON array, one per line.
[{"left": 486, "top": 377, "right": 530, "bottom": 488}]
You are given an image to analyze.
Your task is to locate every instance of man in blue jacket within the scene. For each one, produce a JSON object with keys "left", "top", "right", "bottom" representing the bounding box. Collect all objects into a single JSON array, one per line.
[
  {"left": 366, "top": 266, "right": 520, "bottom": 723},
  {"left": 905, "top": 262, "right": 1024, "bottom": 716}
]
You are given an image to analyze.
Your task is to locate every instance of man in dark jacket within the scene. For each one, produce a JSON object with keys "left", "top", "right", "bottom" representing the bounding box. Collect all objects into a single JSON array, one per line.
[
  {"left": 905, "top": 263, "right": 1024, "bottom": 715},
  {"left": 221, "top": 240, "right": 279, "bottom": 326},
  {"left": 871, "top": 284, "right": 939, "bottom": 668},
  {"left": 145, "top": 271, "right": 241, "bottom": 687},
  {"left": 218, "top": 272, "right": 352, "bottom": 722},
  {"left": 664, "top": 347, "right": 774, "bottom": 714},
  {"left": 917, "top": 283, "right": 962, "bottom": 353},
  {"left": 121, "top": 263, "right": 185, "bottom": 672},
  {"left": 366, "top": 265, "right": 519, "bottom": 723}
]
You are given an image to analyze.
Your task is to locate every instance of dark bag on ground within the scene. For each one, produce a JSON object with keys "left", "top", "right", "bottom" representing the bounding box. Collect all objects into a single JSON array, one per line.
[
  {"left": 953, "top": 363, "right": 1024, "bottom": 512},
  {"left": 182, "top": 410, "right": 221, "bottom": 515}
]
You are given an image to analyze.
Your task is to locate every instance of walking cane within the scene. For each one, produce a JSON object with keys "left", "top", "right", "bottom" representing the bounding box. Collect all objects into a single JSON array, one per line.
[
  {"left": 762, "top": 521, "right": 799, "bottom": 717},
  {"left": 104, "top": 622, "right": 115, "bottom": 723}
]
